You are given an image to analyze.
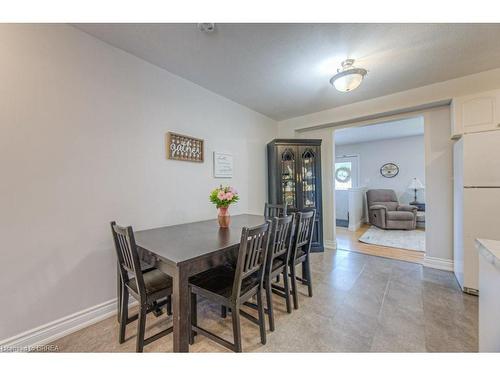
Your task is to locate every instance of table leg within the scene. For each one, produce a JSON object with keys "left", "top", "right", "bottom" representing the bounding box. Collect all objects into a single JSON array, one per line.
[{"left": 172, "top": 265, "right": 190, "bottom": 352}]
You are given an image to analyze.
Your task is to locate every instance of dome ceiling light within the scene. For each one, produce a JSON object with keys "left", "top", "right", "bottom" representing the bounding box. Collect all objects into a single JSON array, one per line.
[{"left": 329, "top": 59, "right": 368, "bottom": 93}]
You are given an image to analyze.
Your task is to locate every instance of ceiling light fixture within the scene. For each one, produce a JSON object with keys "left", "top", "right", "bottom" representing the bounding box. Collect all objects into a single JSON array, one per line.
[{"left": 329, "top": 59, "right": 367, "bottom": 93}]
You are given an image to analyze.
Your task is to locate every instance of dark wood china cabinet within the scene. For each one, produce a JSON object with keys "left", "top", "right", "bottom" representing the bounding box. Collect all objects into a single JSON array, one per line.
[{"left": 267, "top": 139, "right": 323, "bottom": 252}]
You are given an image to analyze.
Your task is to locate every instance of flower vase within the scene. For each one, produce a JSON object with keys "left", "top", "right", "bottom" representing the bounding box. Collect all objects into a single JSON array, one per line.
[{"left": 218, "top": 207, "right": 231, "bottom": 228}]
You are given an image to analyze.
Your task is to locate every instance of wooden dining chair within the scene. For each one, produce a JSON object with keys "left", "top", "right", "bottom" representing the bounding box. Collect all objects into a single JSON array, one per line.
[
  {"left": 264, "top": 203, "right": 287, "bottom": 219},
  {"left": 110, "top": 221, "right": 173, "bottom": 352},
  {"left": 188, "top": 221, "right": 271, "bottom": 352},
  {"left": 261, "top": 214, "right": 296, "bottom": 331},
  {"left": 242, "top": 214, "right": 295, "bottom": 331},
  {"left": 289, "top": 210, "right": 316, "bottom": 309}
]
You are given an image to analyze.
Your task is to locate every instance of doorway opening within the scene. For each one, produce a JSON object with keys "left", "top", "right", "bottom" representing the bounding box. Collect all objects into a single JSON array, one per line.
[
  {"left": 335, "top": 155, "right": 359, "bottom": 227},
  {"left": 333, "top": 115, "right": 426, "bottom": 264}
]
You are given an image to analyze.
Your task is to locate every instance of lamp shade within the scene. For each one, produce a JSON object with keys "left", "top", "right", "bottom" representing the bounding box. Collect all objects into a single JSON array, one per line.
[{"left": 408, "top": 177, "right": 425, "bottom": 190}]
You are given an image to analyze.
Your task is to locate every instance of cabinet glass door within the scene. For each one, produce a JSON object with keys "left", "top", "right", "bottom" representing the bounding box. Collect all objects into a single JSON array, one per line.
[
  {"left": 280, "top": 148, "right": 297, "bottom": 208},
  {"left": 301, "top": 148, "right": 317, "bottom": 208}
]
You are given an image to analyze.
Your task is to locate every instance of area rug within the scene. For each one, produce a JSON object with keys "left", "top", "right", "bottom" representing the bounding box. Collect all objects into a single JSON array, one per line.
[{"left": 358, "top": 226, "right": 425, "bottom": 252}]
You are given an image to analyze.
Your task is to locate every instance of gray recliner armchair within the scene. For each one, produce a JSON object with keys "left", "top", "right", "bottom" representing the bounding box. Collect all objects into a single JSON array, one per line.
[{"left": 366, "top": 189, "right": 417, "bottom": 230}]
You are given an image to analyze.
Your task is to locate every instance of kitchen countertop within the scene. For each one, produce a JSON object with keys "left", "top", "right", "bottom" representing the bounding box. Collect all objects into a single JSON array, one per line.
[{"left": 477, "top": 239, "right": 500, "bottom": 269}]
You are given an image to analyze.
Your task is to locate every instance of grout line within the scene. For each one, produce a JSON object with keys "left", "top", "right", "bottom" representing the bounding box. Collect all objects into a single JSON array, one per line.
[{"left": 377, "top": 278, "right": 392, "bottom": 322}]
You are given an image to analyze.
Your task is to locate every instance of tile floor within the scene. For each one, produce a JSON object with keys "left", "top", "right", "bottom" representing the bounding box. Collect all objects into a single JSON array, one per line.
[{"left": 50, "top": 249, "right": 478, "bottom": 352}]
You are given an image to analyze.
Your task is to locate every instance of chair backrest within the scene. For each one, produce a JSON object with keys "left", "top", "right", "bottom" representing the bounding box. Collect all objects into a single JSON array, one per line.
[
  {"left": 366, "top": 189, "right": 399, "bottom": 211},
  {"left": 266, "top": 214, "right": 296, "bottom": 273},
  {"left": 264, "top": 203, "right": 287, "bottom": 219},
  {"left": 232, "top": 221, "right": 271, "bottom": 301},
  {"left": 110, "top": 221, "right": 146, "bottom": 300},
  {"left": 291, "top": 209, "right": 316, "bottom": 261}
]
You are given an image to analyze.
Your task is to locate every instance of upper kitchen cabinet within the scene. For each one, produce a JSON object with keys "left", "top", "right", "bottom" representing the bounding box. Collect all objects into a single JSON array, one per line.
[{"left": 451, "top": 89, "right": 500, "bottom": 139}]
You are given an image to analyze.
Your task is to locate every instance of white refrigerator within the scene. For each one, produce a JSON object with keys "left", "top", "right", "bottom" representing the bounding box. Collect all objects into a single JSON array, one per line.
[{"left": 454, "top": 131, "right": 500, "bottom": 294}]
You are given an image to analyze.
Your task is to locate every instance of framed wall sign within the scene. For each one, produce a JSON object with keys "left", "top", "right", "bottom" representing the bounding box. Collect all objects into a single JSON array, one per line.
[
  {"left": 213, "top": 152, "right": 233, "bottom": 178},
  {"left": 166, "top": 132, "right": 204, "bottom": 162}
]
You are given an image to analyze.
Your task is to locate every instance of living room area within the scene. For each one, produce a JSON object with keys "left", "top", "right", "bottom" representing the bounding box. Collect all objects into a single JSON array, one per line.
[{"left": 334, "top": 116, "right": 426, "bottom": 264}]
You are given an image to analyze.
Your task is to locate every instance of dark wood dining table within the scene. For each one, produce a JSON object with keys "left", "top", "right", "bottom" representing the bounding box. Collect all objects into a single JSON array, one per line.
[{"left": 119, "top": 214, "right": 267, "bottom": 352}]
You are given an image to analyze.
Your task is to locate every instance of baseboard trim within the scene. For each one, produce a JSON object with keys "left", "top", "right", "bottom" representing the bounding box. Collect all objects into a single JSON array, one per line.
[
  {"left": 0, "top": 298, "right": 136, "bottom": 352},
  {"left": 423, "top": 256, "right": 454, "bottom": 271},
  {"left": 348, "top": 220, "right": 363, "bottom": 232},
  {"left": 324, "top": 240, "right": 337, "bottom": 250}
]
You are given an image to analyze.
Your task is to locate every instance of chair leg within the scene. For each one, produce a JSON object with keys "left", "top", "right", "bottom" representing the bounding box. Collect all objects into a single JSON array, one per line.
[
  {"left": 166, "top": 295, "right": 172, "bottom": 316},
  {"left": 119, "top": 286, "right": 128, "bottom": 344},
  {"left": 305, "top": 258, "right": 313, "bottom": 297},
  {"left": 221, "top": 305, "right": 227, "bottom": 318},
  {"left": 290, "top": 264, "right": 299, "bottom": 310},
  {"left": 136, "top": 304, "right": 147, "bottom": 353},
  {"left": 190, "top": 292, "right": 197, "bottom": 345},
  {"left": 117, "top": 268, "right": 122, "bottom": 323},
  {"left": 256, "top": 289, "right": 267, "bottom": 345},
  {"left": 282, "top": 266, "right": 292, "bottom": 314},
  {"left": 265, "top": 279, "right": 275, "bottom": 332},
  {"left": 231, "top": 304, "right": 242, "bottom": 352}
]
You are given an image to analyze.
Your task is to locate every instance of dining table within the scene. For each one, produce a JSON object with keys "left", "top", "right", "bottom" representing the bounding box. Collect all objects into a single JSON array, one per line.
[{"left": 117, "top": 214, "right": 267, "bottom": 352}]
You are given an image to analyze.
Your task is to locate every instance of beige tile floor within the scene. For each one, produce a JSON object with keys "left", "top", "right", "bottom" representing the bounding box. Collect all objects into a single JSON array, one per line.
[{"left": 50, "top": 249, "right": 478, "bottom": 352}]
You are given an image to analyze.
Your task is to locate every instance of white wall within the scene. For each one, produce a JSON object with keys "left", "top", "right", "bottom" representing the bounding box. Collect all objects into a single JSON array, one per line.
[
  {"left": 335, "top": 135, "right": 426, "bottom": 207},
  {"left": 0, "top": 24, "right": 277, "bottom": 341}
]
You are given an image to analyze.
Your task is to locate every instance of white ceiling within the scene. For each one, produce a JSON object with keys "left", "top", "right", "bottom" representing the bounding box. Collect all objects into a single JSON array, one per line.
[
  {"left": 74, "top": 24, "right": 500, "bottom": 121},
  {"left": 334, "top": 116, "right": 424, "bottom": 145}
]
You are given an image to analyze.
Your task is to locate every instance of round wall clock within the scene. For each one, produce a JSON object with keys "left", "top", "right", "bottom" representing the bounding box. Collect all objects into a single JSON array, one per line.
[{"left": 380, "top": 162, "right": 399, "bottom": 178}]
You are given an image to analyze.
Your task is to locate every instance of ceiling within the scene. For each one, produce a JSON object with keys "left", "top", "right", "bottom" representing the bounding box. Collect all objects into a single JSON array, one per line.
[
  {"left": 334, "top": 116, "right": 424, "bottom": 145},
  {"left": 75, "top": 24, "right": 500, "bottom": 121}
]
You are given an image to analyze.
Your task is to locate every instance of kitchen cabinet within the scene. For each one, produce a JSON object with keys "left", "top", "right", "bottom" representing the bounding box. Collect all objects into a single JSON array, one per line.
[{"left": 451, "top": 89, "right": 500, "bottom": 139}]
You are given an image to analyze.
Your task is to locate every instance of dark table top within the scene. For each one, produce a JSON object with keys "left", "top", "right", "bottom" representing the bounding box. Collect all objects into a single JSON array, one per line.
[{"left": 134, "top": 214, "right": 266, "bottom": 265}]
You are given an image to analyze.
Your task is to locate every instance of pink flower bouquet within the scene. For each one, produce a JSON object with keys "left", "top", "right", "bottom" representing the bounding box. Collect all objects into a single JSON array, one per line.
[{"left": 209, "top": 185, "right": 239, "bottom": 208}]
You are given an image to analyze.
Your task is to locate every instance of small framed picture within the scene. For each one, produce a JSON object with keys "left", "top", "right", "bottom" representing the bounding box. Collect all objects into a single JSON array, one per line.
[{"left": 213, "top": 152, "right": 233, "bottom": 178}]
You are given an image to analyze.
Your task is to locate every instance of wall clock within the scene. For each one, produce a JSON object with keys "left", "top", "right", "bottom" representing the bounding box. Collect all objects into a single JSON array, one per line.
[{"left": 380, "top": 162, "right": 399, "bottom": 178}]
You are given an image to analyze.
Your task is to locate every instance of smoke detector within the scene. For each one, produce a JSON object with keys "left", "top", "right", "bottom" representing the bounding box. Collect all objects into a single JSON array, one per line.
[{"left": 197, "top": 23, "right": 216, "bottom": 33}]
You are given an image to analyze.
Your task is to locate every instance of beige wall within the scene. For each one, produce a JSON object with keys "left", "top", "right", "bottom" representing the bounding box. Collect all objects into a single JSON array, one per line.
[
  {"left": 278, "top": 67, "right": 500, "bottom": 136},
  {"left": 296, "top": 128, "right": 335, "bottom": 247},
  {"left": 291, "top": 107, "right": 453, "bottom": 263},
  {"left": 279, "top": 70, "right": 500, "bottom": 263},
  {"left": 0, "top": 24, "right": 277, "bottom": 341},
  {"left": 423, "top": 107, "right": 454, "bottom": 261}
]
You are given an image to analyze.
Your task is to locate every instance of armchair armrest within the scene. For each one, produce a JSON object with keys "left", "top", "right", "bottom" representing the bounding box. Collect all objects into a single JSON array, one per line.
[
  {"left": 369, "top": 204, "right": 387, "bottom": 211},
  {"left": 368, "top": 205, "right": 387, "bottom": 228},
  {"left": 397, "top": 204, "right": 418, "bottom": 212}
]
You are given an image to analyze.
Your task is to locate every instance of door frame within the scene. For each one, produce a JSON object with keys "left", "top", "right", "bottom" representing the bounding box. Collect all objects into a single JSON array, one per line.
[{"left": 331, "top": 113, "right": 428, "bottom": 254}]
